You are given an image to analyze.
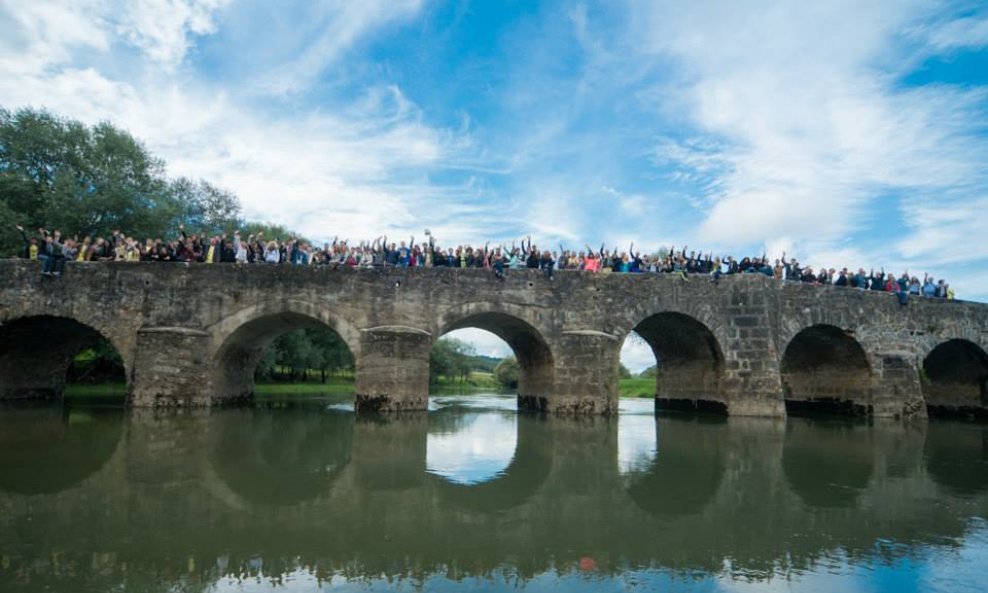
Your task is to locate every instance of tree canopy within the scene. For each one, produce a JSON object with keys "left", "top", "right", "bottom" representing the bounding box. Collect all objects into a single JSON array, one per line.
[{"left": 0, "top": 106, "right": 295, "bottom": 255}]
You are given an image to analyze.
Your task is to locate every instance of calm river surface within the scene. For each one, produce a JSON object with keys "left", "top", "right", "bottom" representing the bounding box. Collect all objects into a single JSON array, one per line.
[{"left": 2, "top": 394, "right": 988, "bottom": 592}]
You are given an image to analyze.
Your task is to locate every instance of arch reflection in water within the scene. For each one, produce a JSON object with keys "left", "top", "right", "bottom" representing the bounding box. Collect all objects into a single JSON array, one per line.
[
  {"left": 427, "top": 397, "right": 552, "bottom": 511},
  {"left": 0, "top": 406, "right": 124, "bottom": 494},
  {"left": 427, "top": 400, "right": 517, "bottom": 485},
  {"left": 623, "top": 414, "right": 727, "bottom": 517},
  {"left": 617, "top": 398, "right": 658, "bottom": 475},
  {"left": 209, "top": 405, "right": 354, "bottom": 506},
  {"left": 925, "top": 422, "right": 988, "bottom": 496},
  {"left": 782, "top": 418, "right": 874, "bottom": 508}
]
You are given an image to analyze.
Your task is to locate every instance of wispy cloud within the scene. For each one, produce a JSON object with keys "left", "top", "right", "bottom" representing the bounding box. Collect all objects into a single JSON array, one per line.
[
  {"left": 115, "top": 0, "right": 233, "bottom": 66},
  {"left": 0, "top": 0, "right": 986, "bottom": 302}
]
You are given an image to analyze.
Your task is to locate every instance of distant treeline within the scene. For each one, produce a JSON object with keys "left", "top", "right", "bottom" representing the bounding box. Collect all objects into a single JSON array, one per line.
[{"left": 254, "top": 330, "right": 511, "bottom": 387}]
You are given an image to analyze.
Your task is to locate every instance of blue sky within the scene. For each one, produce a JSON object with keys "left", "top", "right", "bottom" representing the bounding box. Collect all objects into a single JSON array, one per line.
[{"left": 1, "top": 0, "right": 986, "bottom": 365}]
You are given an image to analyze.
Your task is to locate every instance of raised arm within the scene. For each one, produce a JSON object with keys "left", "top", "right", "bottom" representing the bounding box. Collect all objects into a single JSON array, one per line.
[{"left": 15, "top": 225, "right": 29, "bottom": 246}]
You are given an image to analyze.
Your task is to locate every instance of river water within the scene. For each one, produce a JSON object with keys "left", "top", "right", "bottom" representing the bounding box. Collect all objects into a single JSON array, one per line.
[{"left": 1, "top": 394, "right": 987, "bottom": 592}]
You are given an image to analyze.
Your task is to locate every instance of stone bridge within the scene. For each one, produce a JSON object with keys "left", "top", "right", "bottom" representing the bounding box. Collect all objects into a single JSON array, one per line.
[{"left": 1, "top": 260, "right": 987, "bottom": 418}]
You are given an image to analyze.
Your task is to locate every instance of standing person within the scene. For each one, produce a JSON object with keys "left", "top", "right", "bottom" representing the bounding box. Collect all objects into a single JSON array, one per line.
[
  {"left": 235, "top": 233, "right": 248, "bottom": 264},
  {"left": 42, "top": 230, "right": 66, "bottom": 276},
  {"left": 265, "top": 240, "right": 280, "bottom": 263},
  {"left": 14, "top": 225, "right": 39, "bottom": 260},
  {"left": 491, "top": 249, "right": 506, "bottom": 280},
  {"left": 539, "top": 250, "right": 555, "bottom": 280},
  {"left": 525, "top": 236, "right": 539, "bottom": 269}
]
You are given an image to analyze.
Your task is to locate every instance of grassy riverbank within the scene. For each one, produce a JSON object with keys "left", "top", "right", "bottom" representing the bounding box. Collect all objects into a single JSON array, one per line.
[{"left": 64, "top": 375, "right": 656, "bottom": 400}]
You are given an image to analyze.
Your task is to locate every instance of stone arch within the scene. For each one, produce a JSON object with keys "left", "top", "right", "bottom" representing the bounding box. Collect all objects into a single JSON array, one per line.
[
  {"left": 207, "top": 301, "right": 361, "bottom": 403},
  {"left": 922, "top": 339, "right": 988, "bottom": 417},
  {"left": 434, "top": 303, "right": 555, "bottom": 408},
  {"left": 780, "top": 324, "right": 872, "bottom": 416},
  {"left": 0, "top": 315, "right": 131, "bottom": 401},
  {"left": 623, "top": 311, "right": 728, "bottom": 413}
]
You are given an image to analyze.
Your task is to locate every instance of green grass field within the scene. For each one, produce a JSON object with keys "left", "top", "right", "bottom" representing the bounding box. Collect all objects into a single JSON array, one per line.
[
  {"left": 64, "top": 374, "right": 656, "bottom": 400},
  {"left": 618, "top": 377, "right": 656, "bottom": 398}
]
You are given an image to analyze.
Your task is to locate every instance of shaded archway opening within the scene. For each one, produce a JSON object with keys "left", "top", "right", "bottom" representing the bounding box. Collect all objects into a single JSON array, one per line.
[
  {"left": 214, "top": 313, "right": 355, "bottom": 404},
  {"left": 0, "top": 315, "right": 126, "bottom": 402},
  {"left": 781, "top": 325, "right": 871, "bottom": 417},
  {"left": 923, "top": 340, "right": 988, "bottom": 418},
  {"left": 628, "top": 312, "right": 727, "bottom": 415},
  {"left": 437, "top": 313, "right": 554, "bottom": 410}
]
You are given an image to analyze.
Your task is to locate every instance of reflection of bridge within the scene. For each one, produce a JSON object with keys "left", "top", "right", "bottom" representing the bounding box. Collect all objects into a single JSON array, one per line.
[
  {"left": 0, "top": 407, "right": 986, "bottom": 591},
  {"left": 2, "top": 261, "right": 988, "bottom": 417}
]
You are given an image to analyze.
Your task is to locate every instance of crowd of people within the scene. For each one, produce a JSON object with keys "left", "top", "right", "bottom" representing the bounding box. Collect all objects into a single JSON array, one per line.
[{"left": 14, "top": 225, "right": 955, "bottom": 300}]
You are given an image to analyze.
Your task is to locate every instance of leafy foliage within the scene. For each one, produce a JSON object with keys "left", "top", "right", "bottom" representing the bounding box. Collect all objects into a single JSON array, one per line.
[
  {"left": 429, "top": 338, "right": 476, "bottom": 384},
  {"left": 619, "top": 363, "right": 632, "bottom": 379},
  {"left": 0, "top": 106, "right": 263, "bottom": 254},
  {"left": 494, "top": 357, "right": 520, "bottom": 389},
  {"left": 255, "top": 329, "right": 354, "bottom": 383}
]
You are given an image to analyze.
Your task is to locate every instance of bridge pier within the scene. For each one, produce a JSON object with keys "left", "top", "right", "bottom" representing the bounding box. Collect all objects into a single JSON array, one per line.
[
  {"left": 542, "top": 331, "right": 620, "bottom": 414},
  {"left": 868, "top": 351, "right": 927, "bottom": 419},
  {"left": 354, "top": 326, "right": 431, "bottom": 413},
  {"left": 130, "top": 327, "right": 213, "bottom": 407},
  {"left": 721, "top": 349, "right": 787, "bottom": 417}
]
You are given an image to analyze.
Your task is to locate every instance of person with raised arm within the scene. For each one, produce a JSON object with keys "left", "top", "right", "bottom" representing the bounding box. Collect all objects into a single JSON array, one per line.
[{"left": 14, "top": 225, "right": 39, "bottom": 260}]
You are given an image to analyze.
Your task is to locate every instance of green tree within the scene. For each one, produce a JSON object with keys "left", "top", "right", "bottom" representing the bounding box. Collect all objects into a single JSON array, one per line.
[
  {"left": 429, "top": 338, "right": 475, "bottom": 384},
  {"left": 170, "top": 177, "right": 242, "bottom": 236},
  {"left": 619, "top": 363, "right": 632, "bottom": 379},
  {"left": 494, "top": 357, "right": 520, "bottom": 390},
  {"left": 0, "top": 106, "right": 244, "bottom": 254},
  {"left": 274, "top": 330, "right": 314, "bottom": 381},
  {"left": 307, "top": 328, "right": 354, "bottom": 381}
]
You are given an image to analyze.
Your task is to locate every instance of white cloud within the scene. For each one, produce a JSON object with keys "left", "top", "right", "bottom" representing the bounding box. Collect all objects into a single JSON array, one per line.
[
  {"left": 254, "top": 0, "right": 425, "bottom": 94},
  {"left": 0, "top": 1, "right": 109, "bottom": 72},
  {"left": 619, "top": 0, "right": 988, "bottom": 295},
  {"left": 0, "top": 0, "right": 475, "bottom": 246},
  {"left": 1, "top": 0, "right": 986, "bottom": 302},
  {"left": 921, "top": 13, "right": 988, "bottom": 51},
  {"left": 443, "top": 329, "right": 513, "bottom": 359},
  {"left": 620, "top": 334, "right": 654, "bottom": 375},
  {"left": 115, "top": 0, "right": 233, "bottom": 65}
]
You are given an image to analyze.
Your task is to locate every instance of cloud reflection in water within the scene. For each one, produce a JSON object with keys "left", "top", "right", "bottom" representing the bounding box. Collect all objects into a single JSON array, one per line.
[{"left": 427, "top": 397, "right": 518, "bottom": 485}]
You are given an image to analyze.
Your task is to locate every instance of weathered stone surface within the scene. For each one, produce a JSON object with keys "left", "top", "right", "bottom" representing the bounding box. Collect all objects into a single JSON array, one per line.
[{"left": 1, "top": 260, "right": 987, "bottom": 417}]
